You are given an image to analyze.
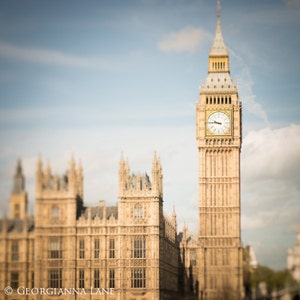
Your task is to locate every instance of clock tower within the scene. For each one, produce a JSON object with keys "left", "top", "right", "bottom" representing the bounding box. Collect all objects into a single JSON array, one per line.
[{"left": 196, "top": 2, "right": 243, "bottom": 299}]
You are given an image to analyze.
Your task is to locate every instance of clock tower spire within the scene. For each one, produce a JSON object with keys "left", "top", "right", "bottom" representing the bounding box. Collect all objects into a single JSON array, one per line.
[{"left": 196, "top": 1, "right": 243, "bottom": 299}]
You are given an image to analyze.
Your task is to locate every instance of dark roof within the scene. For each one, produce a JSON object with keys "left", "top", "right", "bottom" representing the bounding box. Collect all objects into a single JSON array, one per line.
[
  {"left": 0, "top": 216, "right": 35, "bottom": 233},
  {"left": 80, "top": 205, "right": 118, "bottom": 220}
]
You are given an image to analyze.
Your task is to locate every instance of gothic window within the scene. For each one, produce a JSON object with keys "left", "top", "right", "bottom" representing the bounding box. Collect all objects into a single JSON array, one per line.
[
  {"left": 51, "top": 205, "right": 60, "bottom": 219},
  {"left": 49, "top": 237, "right": 62, "bottom": 259},
  {"left": 48, "top": 269, "right": 62, "bottom": 289},
  {"left": 94, "top": 269, "right": 100, "bottom": 288},
  {"left": 109, "top": 239, "right": 115, "bottom": 259},
  {"left": 131, "top": 269, "right": 146, "bottom": 288},
  {"left": 11, "top": 272, "right": 19, "bottom": 289},
  {"left": 190, "top": 249, "right": 197, "bottom": 266},
  {"left": 134, "top": 204, "right": 143, "bottom": 220},
  {"left": 109, "top": 269, "right": 115, "bottom": 288},
  {"left": 94, "top": 239, "right": 100, "bottom": 259},
  {"left": 79, "top": 270, "right": 84, "bottom": 288},
  {"left": 79, "top": 239, "right": 85, "bottom": 259},
  {"left": 132, "top": 237, "right": 146, "bottom": 259},
  {"left": 11, "top": 240, "right": 19, "bottom": 261}
]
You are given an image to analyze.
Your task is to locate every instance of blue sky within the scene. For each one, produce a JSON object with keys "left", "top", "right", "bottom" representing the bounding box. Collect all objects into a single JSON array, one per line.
[{"left": 0, "top": 0, "right": 299, "bottom": 270}]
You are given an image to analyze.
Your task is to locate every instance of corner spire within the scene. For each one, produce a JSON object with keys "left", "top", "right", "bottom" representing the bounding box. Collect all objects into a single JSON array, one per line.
[
  {"left": 209, "top": 1, "right": 228, "bottom": 56},
  {"left": 12, "top": 159, "right": 25, "bottom": 194}
]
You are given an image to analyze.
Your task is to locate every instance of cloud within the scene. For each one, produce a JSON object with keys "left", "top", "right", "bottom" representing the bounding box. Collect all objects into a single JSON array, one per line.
[
  {"left": 241, "top": 124, "right": 300, "bottom": 268},
  {"left": 0, "top": 41, "right": 109, "bottom": 68},
  {"left": 230, "top": 49, "right": 269, "bottom": 127},
  {"left": 242, "top": 124, "right": 300, "bottom": 183},
  {"left": 284, "top": 0, "right": 300, "bottom": 7},
  {"left": 158, "top": 27, "right": 208, "bottom": 54}
]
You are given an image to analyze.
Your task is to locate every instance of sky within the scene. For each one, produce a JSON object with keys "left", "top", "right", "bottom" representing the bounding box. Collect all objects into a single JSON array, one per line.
[{"left": 0, "top": 0, "right": 299, "bottom": 270}]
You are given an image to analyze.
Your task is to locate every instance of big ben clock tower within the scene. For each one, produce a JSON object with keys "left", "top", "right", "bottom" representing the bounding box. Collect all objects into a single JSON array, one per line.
[{"left": 196, "top": 2, "right": 243, "bottom": 299}]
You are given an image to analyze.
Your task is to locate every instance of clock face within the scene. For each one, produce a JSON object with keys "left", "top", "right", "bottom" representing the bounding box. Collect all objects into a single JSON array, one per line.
[{"left": 207, "top": 111, "right": 231, "bottom": 135}]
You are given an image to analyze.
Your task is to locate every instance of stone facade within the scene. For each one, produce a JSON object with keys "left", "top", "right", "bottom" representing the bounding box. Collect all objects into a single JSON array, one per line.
[
  {"left": 180, "top": 2, "right": 243, "bottom": 299},
  {"left": 0, "top": 154, "right": 178, "bottom": 300}
]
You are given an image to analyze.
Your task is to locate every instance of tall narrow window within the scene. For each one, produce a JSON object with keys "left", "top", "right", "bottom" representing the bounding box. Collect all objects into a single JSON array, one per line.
[
  {"left": 134, "top": 204, "right": 143, "bottom": 220},
  {"left": 94, "top": 239, "right": 100, "bottom": 259},
  {"left": 210, "top": 275, "right": 216, "bottom": 289},
  {"left": 48, "top": 269, "right": 62, "bottom": 289},
  {"left": 79, "top": 270, "right": 84, "bottom": 288},
  {"left": 79, "top": 239, "right": 85, "bottom": 259},
  {"left": 109, "top": 269, "right": 115, "bottom": 288},
  {"left": 49, "top": 237, "right": 62, "bottom": 259},
  {"left": 94, "top": 269, "right": 100, "bottom": 288},
  {"left": 31, "top": 272, "right": 34, "bottom": 288},
  {"left": 109, "top": 239, "right": 115, "bottom": 259},
  {"left": 222, "top": 249, "right": 229, "bottom": 266},
  {"left": 14, "top": 204, "right": 20, "bottom": 218},
  {"left": 11, "top": 240, "right": 19, "bottom": 261},
  {"left": 190, "top": 249, "right": 197, "bottom": 266},
  {"left": 11, "top": 272, "right": 19, "bottom": 289},
  {"left": 131, "top": 269, "right": 146, "bottom": 288},
  {"left": 31, "top": 241, "right": 35, "bottom": 262},
  {"left": 132, "top": 237, "right": 145, "bottom": 259},
  {"left": 52, "top": 205, "right": 60, "bottom": 219}
]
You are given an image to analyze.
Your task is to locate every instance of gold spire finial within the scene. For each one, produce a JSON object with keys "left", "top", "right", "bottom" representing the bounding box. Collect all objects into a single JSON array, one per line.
[{"left": 217, "top": 1, "right": 221, "bottom": 18}]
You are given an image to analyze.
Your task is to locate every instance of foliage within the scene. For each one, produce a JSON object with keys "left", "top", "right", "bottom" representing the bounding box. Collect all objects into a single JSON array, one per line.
[
  {"left": 248, "top": 264, "right": 297, "bottom": 291},
  {"left": 243, "top": 247, "right": 298, "bottom": 299}
]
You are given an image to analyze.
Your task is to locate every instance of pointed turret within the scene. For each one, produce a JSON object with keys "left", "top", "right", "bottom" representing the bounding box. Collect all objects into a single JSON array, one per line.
[
  {"left": 44, "top": 162, "right": 51, "bottom": 188},
  {"left": 118, "top": 153, "right": 130, "bottom": 194},
  {"left": 76, "top": 160, "right": 83, "bottom": 198},
  {"left": 10, "top": 160, "right": 28, "bottom": 219},
  {"left": 209, "top": 1, "right": 228, "bottom": 56},
  {"left": 12, "top": 159, "right": 25, "bottom": 194},
  {"left": 36, "top": 157, "right": 43, "bottom": 196},
  {"left": 172, "top": 206, "right": 177, "bottom": 230},
  {"left": 152, "top": 152, "right": 163, "bottom": 196},
  {"left": 206, "top": 1, "right": 231, "bottom": 75}
]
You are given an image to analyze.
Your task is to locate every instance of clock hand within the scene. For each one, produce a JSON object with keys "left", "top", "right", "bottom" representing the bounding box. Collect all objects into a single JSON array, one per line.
[{"left": 208, "top": 121, "right": 222, "bottom": 125}]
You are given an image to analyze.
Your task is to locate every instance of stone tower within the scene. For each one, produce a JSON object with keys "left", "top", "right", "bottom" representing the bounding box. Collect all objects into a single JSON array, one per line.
[
  {"left": 10, "top": 159, "right": 28, "bottom": 219},
  {"left": 34, "top": 156, "right": 84, "bottom": 290},
  {"left": 196, "top": 2, "right": 243, "bottom": 299}
]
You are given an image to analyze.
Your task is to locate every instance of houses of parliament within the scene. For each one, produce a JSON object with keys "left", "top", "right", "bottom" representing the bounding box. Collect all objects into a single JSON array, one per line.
[{"left": 0, "top": 3, "right": 243, "bottom": 300}]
